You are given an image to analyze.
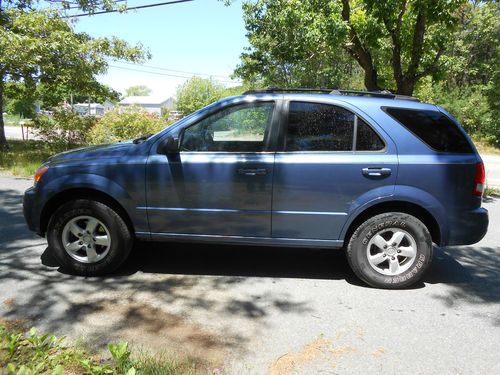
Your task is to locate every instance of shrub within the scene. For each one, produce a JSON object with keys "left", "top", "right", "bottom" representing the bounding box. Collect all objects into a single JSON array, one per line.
[
  {"left": 88, "top": 106, "right": 166, "bottom": 144},
  {"left": 32, "top": 109, "right": 97, "bottom": 146}
]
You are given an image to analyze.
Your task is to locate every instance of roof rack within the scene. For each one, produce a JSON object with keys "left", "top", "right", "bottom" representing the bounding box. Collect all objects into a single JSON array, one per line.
[
  {"left": 243, "top": 87, "right": 419, "bottom": 101},
  {"left": 243, "top": 88, "right": 333, "bottom": 94},
  {"left": 330, "top": 89, "right": 419, "bottom": 101}
]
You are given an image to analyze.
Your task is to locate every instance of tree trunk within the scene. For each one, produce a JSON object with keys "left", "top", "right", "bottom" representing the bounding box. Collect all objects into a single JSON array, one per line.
[
  {"left": 341, "top": 0, "right": 381, "bottom": 92},
  {"left": 0, "top": 76, "right": 9, "bottom": 150},
  {"left": 396, "top": 78, "right": 416, "bottom": 96}
]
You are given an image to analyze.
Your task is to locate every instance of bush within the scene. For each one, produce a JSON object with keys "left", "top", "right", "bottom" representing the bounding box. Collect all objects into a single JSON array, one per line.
[
  {"left": 32, "top": 109, "right": 97, "bottom": 146},
  {"left": 88, "top": 106, "right": 166, "bottom": 144}
]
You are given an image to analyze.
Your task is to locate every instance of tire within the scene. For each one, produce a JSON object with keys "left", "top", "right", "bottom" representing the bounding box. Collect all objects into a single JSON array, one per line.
[
  {"left": 47, "top": 199, "right": 133, "bottom": 276},
  {"left": 346, "top": 212, "right": 433, "bottom": 289}
]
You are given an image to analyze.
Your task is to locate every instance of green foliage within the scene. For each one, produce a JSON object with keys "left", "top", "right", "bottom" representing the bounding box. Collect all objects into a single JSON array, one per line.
[
  {"left": 126, "top": 85, "right": 152, "bottom": 97},
  {"left": 88, "top": 106, "right": 165, "bottom": 144},
  {"left": 234, "top": 0, "right": 465, "bottom": 94},
  {"left": 235, "top": 0, "right": 360, "bottom": 88},
  {"left": 0, "top": 321, "right": 205, "bottom": 375},
  {"left": 32, "top": 109, "right": 97, "bottom": 146},
  {"left": 0, "top": 4, "right": 150, "bottom": 147},
  {"left": 176, "top": 77, "right": 226, "bottom": 116}
]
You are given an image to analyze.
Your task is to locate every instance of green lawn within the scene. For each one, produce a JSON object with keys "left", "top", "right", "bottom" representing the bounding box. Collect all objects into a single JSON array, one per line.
[
  {"left": 2, "top": 114, "right": 25, "bottom": 127},
  {"left": 0, "top": 140, "right": 75, "bottom": 177}
]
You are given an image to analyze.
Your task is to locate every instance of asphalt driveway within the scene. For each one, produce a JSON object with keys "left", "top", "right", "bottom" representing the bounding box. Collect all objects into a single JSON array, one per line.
[{"left": 0, "top": 174, "right": 499, "bottom": 374}]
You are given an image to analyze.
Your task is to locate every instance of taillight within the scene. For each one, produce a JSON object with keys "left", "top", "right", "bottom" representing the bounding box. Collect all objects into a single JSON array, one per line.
[{"left": 472, "top": 161, "right": 485, "bottom": 196}]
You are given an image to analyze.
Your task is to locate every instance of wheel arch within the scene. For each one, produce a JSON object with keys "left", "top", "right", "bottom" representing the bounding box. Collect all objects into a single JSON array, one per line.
[
  {"left": 40, "top": 188, "right": 134, "bottom": 236},
  {"left": 342, "top": 200, "right": 442, "bottom": 247}
]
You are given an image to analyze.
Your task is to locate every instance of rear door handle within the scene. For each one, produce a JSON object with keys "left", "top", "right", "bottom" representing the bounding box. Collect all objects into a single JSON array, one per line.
[
  {"left": 362, "top": 167, "right": 392, "bottom": 179},
  {"left": 237, "top": 168, "right": 268, "bottom": 176}
]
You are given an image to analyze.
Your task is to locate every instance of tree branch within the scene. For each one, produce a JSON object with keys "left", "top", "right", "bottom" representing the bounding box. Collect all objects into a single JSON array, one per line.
[
  {"left": 407, "top": 8, "right": 427, "bottom": 79},
  {"left": 341, "top": 0, "right": 380, "bottom": 91},
  {"left": 414, "top": 45, "right": 445, "bottom": 80},
  {"left": 383, "top": 1, "right": 407, "bottom": 87}
]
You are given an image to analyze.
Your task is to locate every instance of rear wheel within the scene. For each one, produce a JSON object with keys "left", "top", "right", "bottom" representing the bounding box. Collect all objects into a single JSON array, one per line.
[
  {"left": 346, "top": 212, "right": 433, "bottom": 289},
  {"left": 47, "top": 199, "right": 133, "bottom": 276}
]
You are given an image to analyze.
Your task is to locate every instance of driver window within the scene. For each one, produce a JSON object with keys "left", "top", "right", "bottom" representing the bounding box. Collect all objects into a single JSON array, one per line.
[{"left": 180, "top": 102, "right": 274, "bottom": 152}]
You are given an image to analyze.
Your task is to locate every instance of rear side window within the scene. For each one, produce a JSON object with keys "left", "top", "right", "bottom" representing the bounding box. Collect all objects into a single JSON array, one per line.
[
  {"left": 285, "top": 101, "right": 385, "bottom": 152},
  {"left": 286, "top": 102, "right": 354, "bottom": 151},
  {"left": 385, "top": 107, "right": 473, "bottom": 153}
]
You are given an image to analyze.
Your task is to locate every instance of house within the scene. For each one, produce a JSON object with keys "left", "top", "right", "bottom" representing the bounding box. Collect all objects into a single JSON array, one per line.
[
  {"left": 118, "top": 96, "right": 174, "bottom": 116},
  {"left": 73, "top": 103, "right": 105, "bottom": 116}
]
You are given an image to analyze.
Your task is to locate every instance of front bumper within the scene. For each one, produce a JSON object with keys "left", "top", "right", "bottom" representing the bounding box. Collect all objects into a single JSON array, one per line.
[
  {"left": 446, "top": 207, "right": 489, "bottom": 246},
  {"left": 23, "top": 186, "right": 43, "bottom": 235}
]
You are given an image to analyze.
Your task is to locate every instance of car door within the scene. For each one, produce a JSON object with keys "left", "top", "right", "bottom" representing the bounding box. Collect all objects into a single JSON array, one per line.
[
  {"left": 146, "top": 99, "right": 279, "bottom": 237},
  {"left": 272, "top": 99, "right": 398, "bottom": 241}
]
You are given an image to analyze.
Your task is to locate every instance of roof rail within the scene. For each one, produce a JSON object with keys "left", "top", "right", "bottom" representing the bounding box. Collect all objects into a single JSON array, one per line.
[
  {"left": 243, "top": 87, "right": 333, "bottom": 95},
  {"left": 242, "top": 87, "right": 419, "bottom": 101},
  {"left": 330, "top": 89, "right": 419, "bottom": 101}
]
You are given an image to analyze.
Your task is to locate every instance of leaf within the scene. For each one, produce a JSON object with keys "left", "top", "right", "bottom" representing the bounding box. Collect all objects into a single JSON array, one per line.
[
  {"left": 108, "top": 341, "right": 130, "bottom": 363},
  {"left": 51, "top": 365, "right": 63, "bottom": 375}
]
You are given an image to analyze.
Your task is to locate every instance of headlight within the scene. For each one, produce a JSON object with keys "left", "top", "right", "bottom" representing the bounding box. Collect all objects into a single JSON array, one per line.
[{"left": 34, "top": 165, "right": 49, "bottom": 186}]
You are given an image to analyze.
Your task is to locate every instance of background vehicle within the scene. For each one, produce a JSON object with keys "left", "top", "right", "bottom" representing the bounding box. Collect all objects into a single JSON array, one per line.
[{"left": 23, "top": 89, "right": 489, "bottom": 288}]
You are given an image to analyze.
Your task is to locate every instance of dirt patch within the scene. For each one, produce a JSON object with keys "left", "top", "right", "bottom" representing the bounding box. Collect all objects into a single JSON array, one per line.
[
  {"left": 77, "top": 300, "right": 227, "bottom": 370},
  {"left": 372, "top": 347, "right": 387, "bottom": 357},
  {"left": 268, "top": 336, "right": 356, "bottom": 375},
  {"left": 0, "top": 317, "right": 29, "bottom": 332}
]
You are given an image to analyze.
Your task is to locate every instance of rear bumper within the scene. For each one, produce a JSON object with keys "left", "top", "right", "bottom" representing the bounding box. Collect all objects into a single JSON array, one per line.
[
  {"left": 23, "top": 186, "right": 43, "bottom": 235},
  {"left": 446, "top": 207, "right": 488, "bottom": 246}
]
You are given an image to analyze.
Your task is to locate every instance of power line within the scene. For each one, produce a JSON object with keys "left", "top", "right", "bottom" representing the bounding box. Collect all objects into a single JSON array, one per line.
[
  {"left": 62, "top": 0, "right": 194, "bottom": 18},
  {"left": 111, "top": 60, "right": 236, "bottom": 80},
  {"left": 108, "top": 64, "right": 242, "bottom": 84}
]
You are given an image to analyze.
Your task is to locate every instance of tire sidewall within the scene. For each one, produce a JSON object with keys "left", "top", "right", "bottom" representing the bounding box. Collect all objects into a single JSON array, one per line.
[
  {"left": 47, "top": 200, "right": 132, "bottom": 276},
  {"left": 347, "top": 213, "right": 433, "bottom": 288}
]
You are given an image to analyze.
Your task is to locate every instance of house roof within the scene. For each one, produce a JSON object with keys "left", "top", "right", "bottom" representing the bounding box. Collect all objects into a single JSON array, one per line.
[{"left": 119, "top": 96, "right": 172, "bottom": 106}]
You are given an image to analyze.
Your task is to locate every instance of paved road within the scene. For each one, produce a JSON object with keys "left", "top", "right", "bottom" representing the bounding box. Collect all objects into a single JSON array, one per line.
[
  {"left": 0, "top": 174, "right": 499, "bottom": 374},
  {"left": 3, "top": 125, "right": 38, "bottom": 140},
  {"left": 482, "top": 154, "right": 500, "bottom": 189}
]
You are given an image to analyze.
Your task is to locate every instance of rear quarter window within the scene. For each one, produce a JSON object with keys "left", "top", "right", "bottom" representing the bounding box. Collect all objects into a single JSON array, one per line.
[{"left": 384, "top": 107, "right": 473, "bottom": 153}]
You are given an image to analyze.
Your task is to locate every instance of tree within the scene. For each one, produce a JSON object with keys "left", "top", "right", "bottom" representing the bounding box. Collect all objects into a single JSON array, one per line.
[
  {"left": 125, "top": 85, "right": 152, "bottom": 97},
  {"left": 233, "top": 0, "right": 465, "bottom": 95},
  {"left": 176, "top": 77, "right": 225, "bottom": 115},
  {"left": 234, "top": 0, "right": 362, "bottom": 89},
  {"left": 0, "top": 2, "right": 149, "bottom": 149}
]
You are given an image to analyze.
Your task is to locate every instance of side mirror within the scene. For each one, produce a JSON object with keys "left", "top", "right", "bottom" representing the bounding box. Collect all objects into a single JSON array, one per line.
[{"left": 157, "top": 135, "right": 179, "bottom": 155}]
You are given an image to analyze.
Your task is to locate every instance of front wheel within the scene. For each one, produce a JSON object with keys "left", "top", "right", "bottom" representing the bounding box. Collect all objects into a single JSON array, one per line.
[
  {"left": 47, "top": 199, "right": 133, "bottom": 276},
  {"left": 346, "top": 212, "right": 433, "bottom": 289}
]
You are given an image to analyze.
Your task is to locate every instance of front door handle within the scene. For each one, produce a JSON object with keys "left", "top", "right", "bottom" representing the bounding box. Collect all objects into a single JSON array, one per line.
[
  {"left": 362, "top": 167, "right": 392, "bottom": 179},
  {"left": 237, "top": 168, "right": 268, "bottom": 176}
]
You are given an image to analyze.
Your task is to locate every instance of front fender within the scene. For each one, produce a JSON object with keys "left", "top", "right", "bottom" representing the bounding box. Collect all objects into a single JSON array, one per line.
[{"left": 38, "top": 173, "right": 144, "bottom": 231}]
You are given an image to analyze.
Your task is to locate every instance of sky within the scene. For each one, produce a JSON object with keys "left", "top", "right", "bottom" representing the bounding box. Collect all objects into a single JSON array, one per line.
[{"left": 71, "top": 0, "right": 248, "bottom": 98}]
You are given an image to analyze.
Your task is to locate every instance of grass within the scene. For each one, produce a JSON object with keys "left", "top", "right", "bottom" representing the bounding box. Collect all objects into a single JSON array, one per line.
[
  {"left": 0, "top": 319, "right": 210, "bottom": 375},
  {"left": 0, "top": 140, "right": 75, "bottom": 177},
  {"left": 2, "top": 114, "right": 27, "bottom": 127},
  {"left": 473, "top": 138, "right": 500, "bottom": 156},
  {"left": 485, "top": 186, "right": 500, "bottom": 197}
]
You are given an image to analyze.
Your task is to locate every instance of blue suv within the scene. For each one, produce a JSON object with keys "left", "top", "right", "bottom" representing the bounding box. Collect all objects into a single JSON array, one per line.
[{"left": 23, "top": 89, "right": 489, "bottom": 288}]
